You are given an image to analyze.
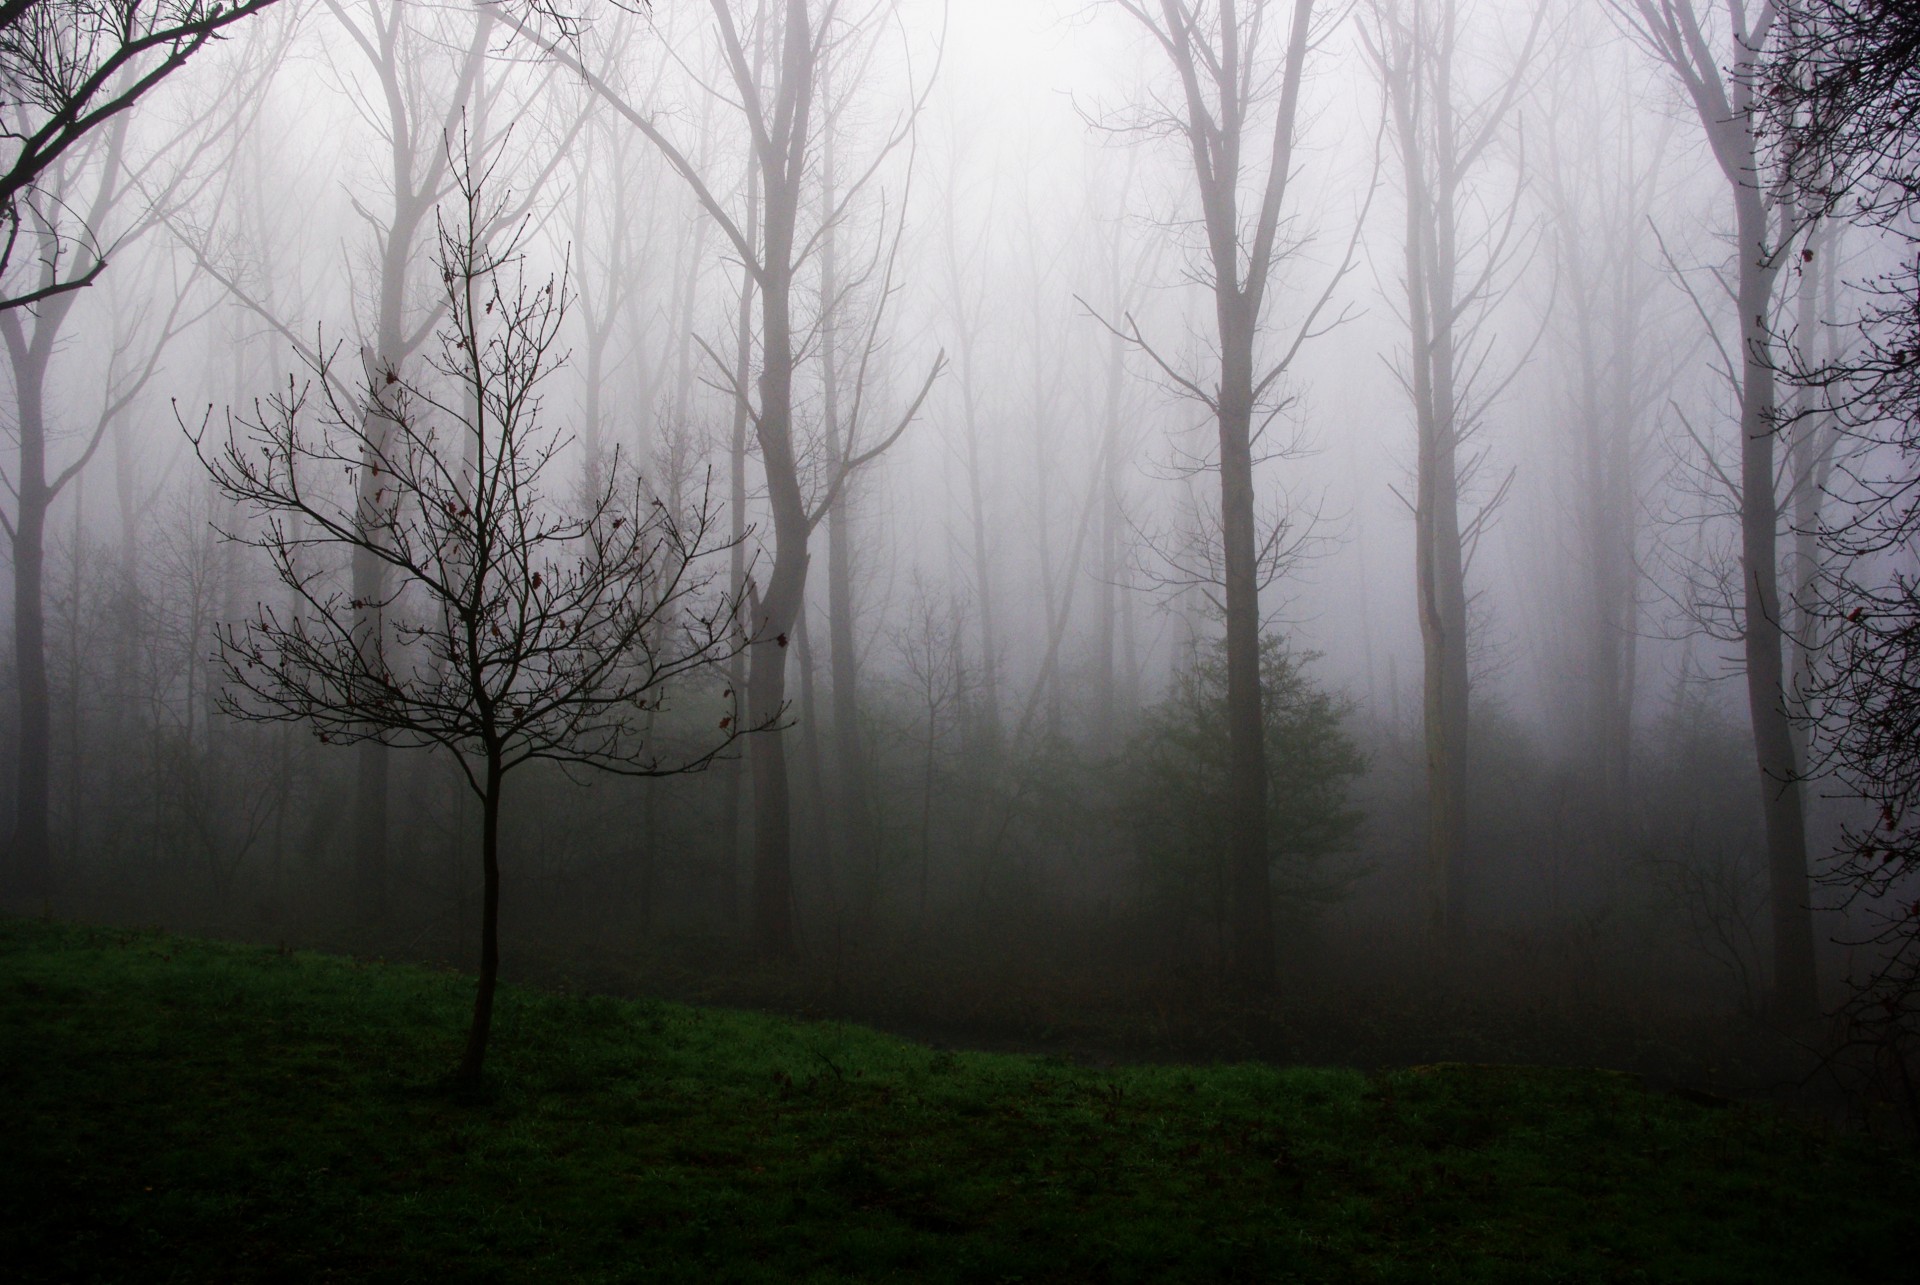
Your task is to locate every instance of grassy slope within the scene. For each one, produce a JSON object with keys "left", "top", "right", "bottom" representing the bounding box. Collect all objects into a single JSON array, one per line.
[{"left": 0, "top": 919, "right": 1912, "bottom": 1284}]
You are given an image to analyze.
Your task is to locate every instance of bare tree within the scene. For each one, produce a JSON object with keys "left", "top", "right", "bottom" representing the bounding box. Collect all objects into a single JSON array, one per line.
[
  {"left": 510, "top": 0, "right": 943, "bottom": 957},
  {"left": 0, "top": 0, "right": 282, "bottom": 310},
  {"left": 192, "top": 166, "right": 746, "bottom": 1086},
  {"left": 1766, "top": 0, "right": 1920, "bottom": 1073},
  {"left": 177, "top": 0, "right": 578, "bottom": 923},
  {"left": 934, "top": 138, "right": 1002, "bottom": 744},
  {"left": 1362, "top": 0, "right": 1542, "bottom": 948},
  {"left": 2, "top": 15, "right": 284, "bottom": 898},
  {"left": 1535, "top": 22, "right": 1674, "bottom": 835},
  {"left": 1616, "top": 0, "right": 1819, "bottom": 1020},
  {"left": 1098, "top": 0, "right": 1355, "bottom": 992}
]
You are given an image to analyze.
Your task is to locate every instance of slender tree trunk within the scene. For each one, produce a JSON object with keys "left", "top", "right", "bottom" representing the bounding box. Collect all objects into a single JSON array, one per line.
[
  {"left": 1095, "top": 326, "right": 1127, "bottom": 748},
  {"left": 747, "top": 256, "right": 809, "bottom": 957},
  {"left": 1381, "top": 0, "right": 1473, "bottom": 945},
  {"left": 1787, "top": 218, "right": 1836, "bottom": 766},
  {"left": 1116, "top": 0, "right": 1319, "bottom": 994},
  {"left": 744, "top": 0, "right": 817, "bottom": 960},
  {"left": 940, "top": 202, "right": 1001, "bottom": 743},
  {"left": 4, "top": 315, "right": 63, "bottom": 899},
  {"left": 457, "top": 752, "right": 504, "bottom": 1086},
  {"left": 1217, "top": 304, "right": 1272, "bottom": 994},
  {"left": 720, "top": 164, "right": 761, "bottom": 932},
  {"left": 794, "top": 604, "right": 837, "bottom": 919},
  {"left": 1734, "top": 184, "right": 1817, "bottom": 1020},
  {"left": 960, "top": 371, "right": 1000, "bottom": 743},
  {"left": 1620, "top": 0, "right": 1816, "bottom": 1024},
  {"left": 1598, "top": 267, "right": 1640, "bottom": 825},
  {"left": 10, "top": 492, "right": 51, "bottom": 898},
  {"left": 819, "top": 122, "right": 871, "bottom": 886},
  {"left": 64, "top": 474, "right": 83, "bottom": 872}
]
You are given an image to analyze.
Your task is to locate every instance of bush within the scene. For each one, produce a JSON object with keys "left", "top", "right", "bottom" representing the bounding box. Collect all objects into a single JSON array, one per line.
[{"left": 1125, "top": 636, "right": 1367, "bottom": 966}]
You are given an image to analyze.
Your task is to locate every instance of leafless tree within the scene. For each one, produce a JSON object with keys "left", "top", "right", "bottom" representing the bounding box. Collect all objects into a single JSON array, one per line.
[
  {"left": 1614, "top": 0, "right": 1819, "bottom": 1020},
  {"left": 0, "top": 0, "right": 282, "bottom": 310},
  {"left": 2, "top": 12, "right": 284, "bottom": 898},
  {"left": 1362, "top": 0, "right": 1543, "bottom": 948},
  {"left": 177, "top": 0, "right": 586, "bottom": 922},
  {"left": 1767, "top": 0, "right": 1920, "bottom": 1083},
  {"left": 191, "top": 164, "right": 747, "bottom": 1086},
  {"left": 509, "top": 0, "right": 943, "bottom": 957},
  {"left": 1535, "top": 20, "right": 1675, "bottom": 834},
  {"left": 1098, "top": 0, "right": 1361, "bottom": 992}
]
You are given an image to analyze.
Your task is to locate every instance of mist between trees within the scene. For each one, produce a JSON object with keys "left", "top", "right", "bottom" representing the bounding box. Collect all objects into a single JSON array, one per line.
[{"left": 3, "top": 0, "right": 1917, "bottom": 1088}]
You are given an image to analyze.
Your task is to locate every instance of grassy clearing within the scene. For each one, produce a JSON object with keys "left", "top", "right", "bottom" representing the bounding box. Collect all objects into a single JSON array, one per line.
[{"left": 1, "top": 918, "right": 1912, "bottom": 1283}]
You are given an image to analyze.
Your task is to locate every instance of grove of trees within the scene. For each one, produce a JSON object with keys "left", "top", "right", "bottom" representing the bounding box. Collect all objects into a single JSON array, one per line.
[{"left": 3, "top": 0, "right": 1919, "bottom": 1079}]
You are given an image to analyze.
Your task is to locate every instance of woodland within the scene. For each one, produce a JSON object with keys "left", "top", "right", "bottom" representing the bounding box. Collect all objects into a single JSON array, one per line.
[{"left": 2, "top": 0, "right": 1919, "bottom": 1123}]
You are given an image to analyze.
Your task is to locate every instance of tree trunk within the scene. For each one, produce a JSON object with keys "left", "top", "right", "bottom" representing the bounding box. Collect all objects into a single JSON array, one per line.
[
  {"left": 719, "top": 152, "right": 762, "bottom": 933},
  {"left": 1734, "top": 185, "right": 1818, "bottom": 1021},
  {"left": 456, "top": 751, "right": 504, "bottom": 1086},
  {"left": 747, "top": 253, "right": 809, "bottom": 957},
  {"left": 1382, "top": 2, "right": 1473, "bottom": 946},
  {"left": 1217, "top": 303, "right": 1272, "bottom": 994},
  {"left": 745, "top": 0, "right": 816, "bottom": 960},
  {"left": 9, "top": 487, "right": 50, "bottom": 898},
  {"left": 794, "top": 605, "right": 837, "bottom": 919},
  {"left": 819, "top": 123, "right": 872, "bottom": 887},
  {"left": 3, "top": 308, "right": 64, "bottom": 899},
  {"left": 1095, "top": 326, "right": 1128, "bottom": 748},
  {"left": 1597, "top": 266, "right": 1641, "bottom": 827}
]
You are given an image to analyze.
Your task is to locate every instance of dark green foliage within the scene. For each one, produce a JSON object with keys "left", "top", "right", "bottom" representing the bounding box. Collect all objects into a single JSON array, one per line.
[
  {"left": 2, "top": 918, "right": 1914, "bottom": 1282},
  {"left": 1127, "top": 638, "right": 1366, "bottom": 955}
]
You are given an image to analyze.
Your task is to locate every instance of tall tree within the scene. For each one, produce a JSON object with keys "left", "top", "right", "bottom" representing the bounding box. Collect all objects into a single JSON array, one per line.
[
  {"left": 1103, "top": 0, "right": 1338, "bottom": 992},
  {"left": 1536, "top": 24, "right": 1673, "bottom": 832},
  {"left": 1617, "top": 0, "right": 1819, "bottom": 1019},
  {"left": 1765, "top": 0, "right": 1920, "bottom": 1045},
  {"left": 183, "top": 0, "right": 543, "bottom": 922},
  {"left": 1362, "top": 0, "right": 1540, "bottom": 947},
  {"left": 512, "top": 0, "right": 940, "bottom": 957},
  {"left": 2, "top": 9, "right": 283, "bottom": 897}
]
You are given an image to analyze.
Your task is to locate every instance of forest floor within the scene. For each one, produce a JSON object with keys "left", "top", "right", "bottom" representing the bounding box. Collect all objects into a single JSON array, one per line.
[{"left": 3, "top": 916, "right": 1915, "bottom": 1283}]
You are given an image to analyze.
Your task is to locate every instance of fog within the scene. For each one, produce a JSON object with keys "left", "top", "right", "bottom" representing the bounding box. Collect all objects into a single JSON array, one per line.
[{"left": 3, "top": 0, "right": 1911, "bottom": 1081}]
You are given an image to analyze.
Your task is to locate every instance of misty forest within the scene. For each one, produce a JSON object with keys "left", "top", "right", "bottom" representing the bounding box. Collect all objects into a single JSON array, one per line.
[{"left": 3, "top": 0, "right": 1919, "bottom": 1279}]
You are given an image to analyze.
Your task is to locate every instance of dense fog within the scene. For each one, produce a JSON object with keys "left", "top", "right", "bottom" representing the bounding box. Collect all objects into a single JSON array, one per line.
[{"left": 4, "top": 0, "right": 1916, "bottom": 1081}]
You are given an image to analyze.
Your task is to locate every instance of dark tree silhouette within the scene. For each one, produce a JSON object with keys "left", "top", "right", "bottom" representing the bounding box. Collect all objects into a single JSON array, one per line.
[
  {"left": 1, "top": 0, "right": 282, "bottom": 310},
  {"left": 1767, "top": 0, "right": 1920, "bottom": 1083},
  {"left": 191, "top": 162, "right": 747, "bottom": 1086}
]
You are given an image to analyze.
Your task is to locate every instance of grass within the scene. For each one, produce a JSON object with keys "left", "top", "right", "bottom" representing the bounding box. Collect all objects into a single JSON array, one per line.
[{"left": 1, "top": 917, "right": 1913, "bottom": 1283}]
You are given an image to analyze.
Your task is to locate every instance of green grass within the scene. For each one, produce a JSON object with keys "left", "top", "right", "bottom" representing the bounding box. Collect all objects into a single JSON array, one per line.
[{"left": 1, "top": 918, "right": 1912, "bottom": 1283}]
